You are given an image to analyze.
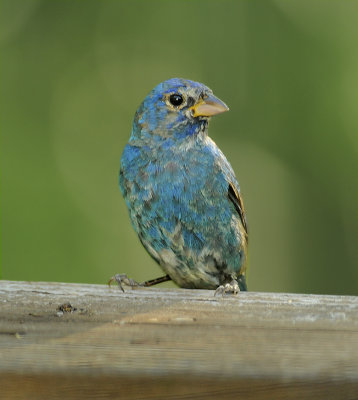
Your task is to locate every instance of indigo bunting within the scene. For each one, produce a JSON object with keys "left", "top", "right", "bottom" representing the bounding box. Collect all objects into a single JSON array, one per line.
[{"left": 112, "top": 78, "right": 248, "bottom": 294}]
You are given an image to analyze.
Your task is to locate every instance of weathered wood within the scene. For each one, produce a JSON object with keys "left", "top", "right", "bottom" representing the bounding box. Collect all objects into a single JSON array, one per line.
[{"left": 0, "top": 280, "right": 357, "bottom": 399}]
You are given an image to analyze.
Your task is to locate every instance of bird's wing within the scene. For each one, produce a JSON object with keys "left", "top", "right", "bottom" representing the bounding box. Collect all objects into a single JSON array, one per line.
[
  {"left": 228, "top": 182, "right": 248, "bottom": 242},
  {"left": 207, "top": 137, "right": 248, "bottom": 241}
]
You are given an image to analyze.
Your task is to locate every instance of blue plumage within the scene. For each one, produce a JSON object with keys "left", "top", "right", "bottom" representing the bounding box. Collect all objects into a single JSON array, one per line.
[{"left": 119, "top": 78, "right": 248, "bottom": 291}]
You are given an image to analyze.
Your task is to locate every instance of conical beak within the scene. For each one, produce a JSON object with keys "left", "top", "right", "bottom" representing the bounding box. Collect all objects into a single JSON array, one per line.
[{"left": 190, "top": 94, "right": 229, "bottom": 117}]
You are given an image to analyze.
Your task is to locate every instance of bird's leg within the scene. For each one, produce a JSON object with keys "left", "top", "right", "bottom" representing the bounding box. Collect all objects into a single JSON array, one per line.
[
  {"left": 141, "top": 274, "right": 172, "bottom": 287},
  {"left": 108, "top": 274, "right": 171, "bottom": 292},
  {"left": 214, "top": 274, "right": 240, "bottom": 297}
]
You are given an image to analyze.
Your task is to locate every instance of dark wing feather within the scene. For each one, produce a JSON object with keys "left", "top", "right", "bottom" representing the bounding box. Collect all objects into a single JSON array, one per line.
[{"left": 228, "top": 183, "right": 248, "bottom": 242}]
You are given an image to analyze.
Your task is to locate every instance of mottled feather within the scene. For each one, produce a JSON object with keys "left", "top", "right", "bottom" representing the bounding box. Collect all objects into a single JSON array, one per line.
[{"left": 119, "top": 78, "right": 248, "bottom": 290}]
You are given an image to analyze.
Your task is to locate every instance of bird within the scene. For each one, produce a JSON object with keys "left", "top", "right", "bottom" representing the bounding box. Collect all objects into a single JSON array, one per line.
[{"left": 111, "top": 78, "right": 248, "bottom": 294}]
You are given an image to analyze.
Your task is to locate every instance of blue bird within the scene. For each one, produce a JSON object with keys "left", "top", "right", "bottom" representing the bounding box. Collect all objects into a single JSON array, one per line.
[{"left": 112, "top": 78, "right": 248, "bottom": 294}]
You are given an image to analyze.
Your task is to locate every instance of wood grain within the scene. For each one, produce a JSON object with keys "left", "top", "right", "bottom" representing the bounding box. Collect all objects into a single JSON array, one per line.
[{"left": 1, "top": 280, "right": 357, "bottom": 399}]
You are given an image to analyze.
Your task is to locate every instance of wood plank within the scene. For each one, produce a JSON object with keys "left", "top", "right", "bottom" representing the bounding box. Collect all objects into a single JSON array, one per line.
[{"left": 1, "top": 280, "right": 358, "bottom": 399}]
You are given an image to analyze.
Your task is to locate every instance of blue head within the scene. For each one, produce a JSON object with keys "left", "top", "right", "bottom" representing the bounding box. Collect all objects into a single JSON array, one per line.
[{"left": 130, "top": 78, "right": 229, "bottom": 142}]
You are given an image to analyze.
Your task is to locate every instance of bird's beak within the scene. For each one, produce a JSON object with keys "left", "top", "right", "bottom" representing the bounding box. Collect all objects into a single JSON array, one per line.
[{"left": 190, "top": 94, "right": 229, "bottom": 117}]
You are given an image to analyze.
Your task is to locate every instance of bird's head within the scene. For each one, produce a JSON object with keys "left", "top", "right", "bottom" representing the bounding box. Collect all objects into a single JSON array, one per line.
[{"left": 131, "top": 78, "right": 229, "bottom": 141}]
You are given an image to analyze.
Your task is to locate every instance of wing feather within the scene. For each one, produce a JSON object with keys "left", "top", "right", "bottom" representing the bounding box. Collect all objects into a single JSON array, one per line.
[{"left": 228, "top": 182, "right": 248, "bottom": 242}]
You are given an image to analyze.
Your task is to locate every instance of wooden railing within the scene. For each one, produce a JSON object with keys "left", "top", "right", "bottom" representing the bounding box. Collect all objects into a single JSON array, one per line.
[{"left": 1, "top": 280, "right": 357, "bottom": 399}]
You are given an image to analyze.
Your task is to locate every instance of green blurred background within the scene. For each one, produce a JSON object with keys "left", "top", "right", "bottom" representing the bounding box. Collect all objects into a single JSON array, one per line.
[{"left": 1, "top": 0, "right": 357, "bottom": 294}]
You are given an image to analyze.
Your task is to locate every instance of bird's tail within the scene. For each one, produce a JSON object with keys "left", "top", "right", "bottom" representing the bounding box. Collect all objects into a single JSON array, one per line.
[{"left": 237, "top": 274, "right": 247, "bottom": 291}]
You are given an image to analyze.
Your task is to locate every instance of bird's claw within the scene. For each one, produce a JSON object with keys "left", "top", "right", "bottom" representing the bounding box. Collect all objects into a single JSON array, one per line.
[
  {"left": 214, "top": 276, "right": 240, "bottom": 297},
  {"left": 108, "top": 274, "right": 142, "bottom": 292}
]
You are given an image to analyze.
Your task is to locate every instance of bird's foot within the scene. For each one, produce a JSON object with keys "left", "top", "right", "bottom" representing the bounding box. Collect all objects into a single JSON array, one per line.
[
  {"left": 214, "top": 276, "right": 240, "bottom": 297},
  {"left": 108, "top": 274, "right": 143, "bottom": 292}
]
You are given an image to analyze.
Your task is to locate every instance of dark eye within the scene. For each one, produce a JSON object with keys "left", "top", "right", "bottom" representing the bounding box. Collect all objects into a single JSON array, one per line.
[{"left": 169, "top": 93, "right": 183, "bottom": 107}]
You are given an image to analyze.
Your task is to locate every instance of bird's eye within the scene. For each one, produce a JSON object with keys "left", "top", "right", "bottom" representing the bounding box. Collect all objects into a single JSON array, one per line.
[{"left": 169, "top": 93, "right": 183, "bottom": 107}]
